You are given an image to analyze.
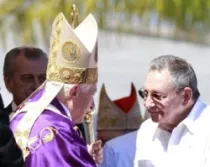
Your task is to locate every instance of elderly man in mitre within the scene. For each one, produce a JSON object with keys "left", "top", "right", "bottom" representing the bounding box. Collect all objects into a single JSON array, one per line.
[{"left": 9, "top": 6, "right": 102, "bottom": 167}]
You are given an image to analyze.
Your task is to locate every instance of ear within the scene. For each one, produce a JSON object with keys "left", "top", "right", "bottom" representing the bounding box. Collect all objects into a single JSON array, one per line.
[
  {"left": 4, "top": 76, "right": 12, "bottom": 93},
  {"left": 69, "top": 84, "right": 80, "bottom": 100},
  {"left": 182, "top": 87, "right": 192, "bottom": 105}
]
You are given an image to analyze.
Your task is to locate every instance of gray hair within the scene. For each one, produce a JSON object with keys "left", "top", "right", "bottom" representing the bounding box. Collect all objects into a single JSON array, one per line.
[
  {"left": 3, "top": 46, "right": 48, "bottom": 77},
  {"left": 149, "top": 55, "right": 200, "bottom": 100}
]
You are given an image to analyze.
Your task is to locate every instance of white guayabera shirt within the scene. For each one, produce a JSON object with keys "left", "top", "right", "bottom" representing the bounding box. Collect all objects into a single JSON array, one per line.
[{"left": 134, "top": 99, "right": 210, "bottom": 167}]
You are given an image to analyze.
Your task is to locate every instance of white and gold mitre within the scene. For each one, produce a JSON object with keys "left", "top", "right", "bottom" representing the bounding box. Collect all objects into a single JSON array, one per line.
[
  {"left": 97, "top": 83, "right": 143, "bottom": 131},
  {"left": 47, "top": 8, "right": 98, "bottom": 84}
]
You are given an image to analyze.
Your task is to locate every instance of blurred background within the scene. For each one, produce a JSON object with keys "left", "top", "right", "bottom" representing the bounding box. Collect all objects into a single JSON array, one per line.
[{"left": 1, "top": 0, "right": 210, "bottom": 113}]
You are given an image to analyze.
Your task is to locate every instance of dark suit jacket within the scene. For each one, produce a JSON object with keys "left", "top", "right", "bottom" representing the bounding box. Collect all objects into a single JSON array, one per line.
[
  {"left": 4, "top": 103, "right": 12, "bottom": 115},
  {"left": 0, "top": 111, "right": 24, "bottom": 167},
  {"left": 0, "top": 95, "right": 4, "bottom": 110},
  {"left": 2, "top": 103, "right": 12, "bottom": 125}
]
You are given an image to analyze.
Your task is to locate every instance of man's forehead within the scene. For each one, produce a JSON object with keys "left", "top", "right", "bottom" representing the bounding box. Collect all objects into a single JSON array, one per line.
[
  {"left": 14, "top": 55, "right": 47, "bottom": 69},
  {"left": 144, "top": 69, "right": 173, "bottom": 91},
  {"left": 14, "top": 72, "right": 46, "bottom": 77},
  {"left": 15, "top": 53, "right": 47, "bottom": 63}
]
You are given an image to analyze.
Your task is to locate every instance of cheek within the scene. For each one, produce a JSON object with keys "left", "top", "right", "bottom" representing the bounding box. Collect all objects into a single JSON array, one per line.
[
  {"left": 15, "top": 82, "right": 27, "bottom": 93},
  {"left": 82, "top": 91, "right": 94, "bottom": 106},
  {"left": 143, "top": 100, "right": 146, "bottom": 107},
  {"left": 13, "top": 82, "right": 33, "bottom": 99},
  {"left": 12, "top": 78, "right": 24, "bottom": 88},
  {"left": 81, "top": 97, "right": 93, "bottom": 113},
  {"left": 10, "top": 79, "right": 21, "bottom": 92},
  {"left": 6, "top": 80, "right": 14, "bottom": 93},
  {"left": 162, "top": 98, "right": 181, "bottom": 115},
  {"left": 74, "top": 96, "right": 92, "bottom": 115}
]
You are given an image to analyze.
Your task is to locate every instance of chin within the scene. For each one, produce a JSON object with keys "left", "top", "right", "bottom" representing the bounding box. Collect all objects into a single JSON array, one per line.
[
  {"left": 150, "top": 114, "right": 160, "bottom": 123},
  {"left": 151, "top": 117, "right": 159, "bottom": 123}
]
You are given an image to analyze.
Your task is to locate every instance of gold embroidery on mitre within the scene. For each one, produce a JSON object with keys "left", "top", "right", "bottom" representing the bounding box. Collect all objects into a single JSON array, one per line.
[
  {"left": 46, "top": 12, "right": 98, "bottom": 84},
  {"left": 62, "top": 41, "right": 80, "bottom": 64},
  {"left": 48, "top": 67, "right": 97, "bottom": 84}
]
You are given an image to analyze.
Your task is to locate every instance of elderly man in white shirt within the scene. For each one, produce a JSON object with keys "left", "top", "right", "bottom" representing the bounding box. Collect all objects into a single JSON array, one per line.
[{"left": 134, "top": 55, "right": 210, "bottom": 167}]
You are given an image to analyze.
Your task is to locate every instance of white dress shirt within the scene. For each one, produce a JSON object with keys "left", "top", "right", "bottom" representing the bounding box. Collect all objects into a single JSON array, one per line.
[
  {"left": 134, "top": 99, "right": 210, "bottom": 167},
  {"left": 11, "top": 101, "right": 17, "bottom": 111},
  {"left": 99, "top": 131, "right": 137, "bottom": 167},
  {"left": 9, "top": 101, "right": 17, "bottom": 121}
]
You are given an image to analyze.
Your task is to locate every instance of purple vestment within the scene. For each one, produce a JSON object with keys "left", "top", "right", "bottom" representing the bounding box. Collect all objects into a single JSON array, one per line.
[{"left": 10, "top": 89, "right": 96, "bottom": 167}]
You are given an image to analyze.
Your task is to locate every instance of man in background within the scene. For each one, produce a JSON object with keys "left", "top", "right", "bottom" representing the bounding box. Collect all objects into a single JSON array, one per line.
[
  {"left": 3, "top": 46, "right": 47, "bottom": 120},
  {"left": 0, "top": 61, "right": 25, "bottom": 166},
  {"left": 0, "top": 110, "right": 24, "bottom": 167}
]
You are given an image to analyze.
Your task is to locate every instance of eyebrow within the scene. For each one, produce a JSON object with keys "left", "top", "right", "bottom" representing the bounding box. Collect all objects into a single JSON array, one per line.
[
  {"left": 38, "top": 74, "right": 46, "bottom": 77},
  {"left": 144, "top": 89, "right": 165, "bottom": 95},
  {"left": 20, "top": 74, "right": 33, "bottom": 77},
  {"left": 20, "top": 73, "right": 46, "bottom": 76}
]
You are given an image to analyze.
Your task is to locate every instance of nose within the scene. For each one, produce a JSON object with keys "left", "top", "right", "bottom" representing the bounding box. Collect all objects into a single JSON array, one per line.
[
  {"left": 32, "top": 78, "right": 41, "bottom": 91},
  {"left": 144, "top": 95, "right": 155, "bottom": 109}
]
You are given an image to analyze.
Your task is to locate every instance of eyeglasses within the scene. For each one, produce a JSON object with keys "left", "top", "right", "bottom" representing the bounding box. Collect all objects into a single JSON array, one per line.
[
  {"left": 138, "top": 87, "right": 185, "bottom": 101},
  {"left": 138, "top": 88, "right": 145, "bottom": 99},
  {"left": 138, "top": 88, "right": 166, "bottom": 102}
]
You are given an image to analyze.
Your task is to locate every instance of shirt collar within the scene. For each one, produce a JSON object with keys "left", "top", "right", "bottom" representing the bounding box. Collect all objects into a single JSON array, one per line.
[
  {"left": 11, "top": 101, "right": 17, "bottom": 111},
  {"left": 152, "top": 98, "right": 206, "bottom": 138},
  {"left": 181, "top": 98, "right": 206, "bottom": 134}
]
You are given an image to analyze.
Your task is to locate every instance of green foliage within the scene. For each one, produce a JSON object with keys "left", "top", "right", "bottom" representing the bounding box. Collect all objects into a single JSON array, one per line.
[{"left": 1, "top": 0, "right": 210, "bottom": 45}]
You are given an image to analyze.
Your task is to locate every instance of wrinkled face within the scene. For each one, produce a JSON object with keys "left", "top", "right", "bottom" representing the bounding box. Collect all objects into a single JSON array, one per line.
[
  {"left": 4, "top": 54, "right": 47, "bottom": 105},
  {"left": 70, "top": 84, "right": 97, "bottom": 123},
  {"left": 143, "top": 69, "right": 187, "bottom": 131}
]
